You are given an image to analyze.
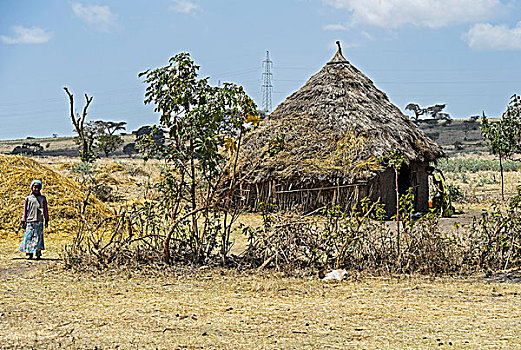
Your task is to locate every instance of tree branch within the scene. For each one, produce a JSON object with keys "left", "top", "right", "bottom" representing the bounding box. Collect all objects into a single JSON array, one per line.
[
  {"left": 81, "top": 93, "right": 93, "bottom": 130},
  {"left": 64, "top": 87, "right": 79, "bottom": 132}
]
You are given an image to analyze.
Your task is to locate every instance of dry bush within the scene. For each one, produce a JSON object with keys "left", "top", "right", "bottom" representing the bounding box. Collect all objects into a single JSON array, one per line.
[
  {"left": 61, "top": 184, "right": 244, "bottom": 270},
  {"left": 57, "top": 193, "right": 456, "bottom": 274},
  {"left": 398, "top": 214, "right": 465, "bottom": 274},
  {"left": 464, "top": 188, "right": 521, "bottom": 271},
  {"left": 240, "top": 210, "right": 324, "bottom": 269},
  {"left": 68, "top": 161, "right": 127, "bottom": 203},
  {"left": 241, "top": 187, "right": 521, "bottom": 275},
  {"left": 62, "top": 202, "right": 166, "bottom": 271},
  {"left": 60, "top": 173, "right": 521, "bottom": 276},
  {"left": 240, "top": 198, "right": 465, "bottom": 275}
]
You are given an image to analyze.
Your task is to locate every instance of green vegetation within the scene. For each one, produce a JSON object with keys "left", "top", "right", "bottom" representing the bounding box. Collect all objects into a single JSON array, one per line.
[
  {"left": 138, "top": 52, "right": 257, "bottom": 265},
  {"left": 481, "top": 94, "right": 521, "bottom": 198},
  {"left": 437, "top": 157, "right": 521, "bottom": 173}
]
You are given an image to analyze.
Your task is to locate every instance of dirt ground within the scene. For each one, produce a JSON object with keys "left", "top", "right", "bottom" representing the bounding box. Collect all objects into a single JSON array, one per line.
[
  {"left": 1, "top": 234, "right": 521, "bottom": 349},
  {"left": 2, "top": 152, "right": 521, "bottom": 348}
]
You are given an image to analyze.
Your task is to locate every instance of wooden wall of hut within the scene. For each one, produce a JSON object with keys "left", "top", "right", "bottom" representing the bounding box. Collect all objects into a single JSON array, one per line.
[
  {"left": 374, "top": 161, "right": 430, "bottom": 216},
  {"left": 412, "top": 161, "right": 429, "bottom": 212},
  {"left": 375, "top": 168, "right": 396, "bottom": 216},
  {"left": 242, "top": 180, "right": 373, "bottom": 213},
  {"left": 241, "top": 162, "right": 430, "bottom": 215}
]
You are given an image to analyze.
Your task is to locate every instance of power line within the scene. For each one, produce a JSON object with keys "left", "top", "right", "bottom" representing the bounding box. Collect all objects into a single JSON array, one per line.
[{"left": 377, "top": 80, "right": 521, "bottom": 85}]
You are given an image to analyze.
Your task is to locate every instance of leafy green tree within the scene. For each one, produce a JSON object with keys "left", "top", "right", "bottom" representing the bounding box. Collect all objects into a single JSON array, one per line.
[
  {"left": 72, "top": 120, "right": 126, "bottom": 158},
  {"left": 97, "top": 134, "right": 124, "bottom": 157},
  {"left": 11, "top": 142, "right": 43, "bottom": 156},
  {"left": 133, "top": 125, "right": 165, "bottom": 154},
  {"left": 405, "top": 103, "right": 451, "bottom": 122},
  {"left": 481, "top": 94, "right": 521, "bottom": 200},
  {"left": 94, "top": 120, "right": 126, "bottom": 157},
  {"left": 122, "top": 142, "right": 137, "bottom": 156},
  {"left": 405, "top": 103, "right": 424, "bottom": 122},
  {"left": 101, "top": 121, "right": 127, "bottom": 135},
  {"left": 139, "top": 52, "right": 257, "bottom": 264},
  {"left": 80, "top": 120, "right": 104, "bottom": 159}
]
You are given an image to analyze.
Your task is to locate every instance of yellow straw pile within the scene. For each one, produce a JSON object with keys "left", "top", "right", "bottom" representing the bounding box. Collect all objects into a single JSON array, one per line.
[{"left": 0, "top": 154, "right": 111, "bottom": 238}]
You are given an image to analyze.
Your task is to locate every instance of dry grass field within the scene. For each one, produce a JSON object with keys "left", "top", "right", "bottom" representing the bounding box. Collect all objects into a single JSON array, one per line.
[
  {"left": 0, "top": 135, "right": 136, "bottom": 157},
  {"left": 446, "top": 160, "right": 521, "bottom": 207},
  {"left": 2, "top": 236, "right": 521, "bottom": 349},
  {"left": 2, "top": 144, "right": 521, "bottom": 348}
]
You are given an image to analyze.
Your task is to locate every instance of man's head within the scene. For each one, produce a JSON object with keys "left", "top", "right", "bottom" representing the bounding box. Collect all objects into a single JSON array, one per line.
[{"left": 425, "top": 165, "right": 435, "bottom": 175}]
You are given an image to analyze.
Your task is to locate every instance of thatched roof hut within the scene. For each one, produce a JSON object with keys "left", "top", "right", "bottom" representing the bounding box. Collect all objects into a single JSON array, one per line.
[{"left": 238, "top": 42, "right": 444, "bottom": 214}]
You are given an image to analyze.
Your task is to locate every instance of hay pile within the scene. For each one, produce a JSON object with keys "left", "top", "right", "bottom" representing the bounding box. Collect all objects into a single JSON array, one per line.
[{"left": 0, "top": 154, "right": 111, "bottom": 238}]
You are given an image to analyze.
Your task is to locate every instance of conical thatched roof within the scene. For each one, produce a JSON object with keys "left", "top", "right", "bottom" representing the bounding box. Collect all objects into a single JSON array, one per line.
[{"left": 239, "top": 42, "right": 444, "bottom": 184}]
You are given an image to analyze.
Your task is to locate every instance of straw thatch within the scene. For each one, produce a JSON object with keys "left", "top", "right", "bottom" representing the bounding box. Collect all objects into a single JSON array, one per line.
[
  {"left": 0, "top": 154, "right": 111, "bottom": 238},
  {"left": 237, "top": 42, "right": 444, "bottom": 213}
]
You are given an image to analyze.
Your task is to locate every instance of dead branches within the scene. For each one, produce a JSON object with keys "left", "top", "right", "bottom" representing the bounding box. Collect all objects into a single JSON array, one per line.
[{"left": 63, "top": 87, "right": 94, "bottom": 162}]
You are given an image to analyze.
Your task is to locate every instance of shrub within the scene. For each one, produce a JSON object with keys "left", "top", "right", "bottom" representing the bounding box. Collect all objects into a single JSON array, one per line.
[
  {"left": 447, "top": 184, "right": 464, "bottom": 202},
  {"left": 241, "top": 195, "right": 464, "bottom": 274},
  {"left": 122, "top": 143, "right": 137, "bottom": 156},
  {"left": 62, "top": 185, "right": 521, "bottom": 275},
  {"left": 464, "top": 187, "right": 521, "bottom": 270},
  {"left": 11, "top": 143, "right": 43, "bottom": 156}
]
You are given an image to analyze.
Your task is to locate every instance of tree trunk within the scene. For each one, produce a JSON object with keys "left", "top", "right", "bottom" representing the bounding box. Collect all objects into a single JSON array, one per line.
[
  {"left": 221, "top": 129, "right": 244, "bottom": 266},
  {"left": 189, "top": 139, "right": 199, "bottom": 261},
  {"left": 500, "top": 153, "right": 504, "bottom": 200},
  {"left": 63, "top": 87, "right": 93, "bottom": 162},
  {"left": 395, "top": 166, "right": 400, "bottom": 266}
]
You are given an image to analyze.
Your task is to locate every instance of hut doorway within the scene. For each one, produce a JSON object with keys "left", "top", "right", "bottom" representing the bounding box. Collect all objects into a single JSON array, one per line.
[{"left": 398, "top": 163, "right": 411, "bottom": 196}]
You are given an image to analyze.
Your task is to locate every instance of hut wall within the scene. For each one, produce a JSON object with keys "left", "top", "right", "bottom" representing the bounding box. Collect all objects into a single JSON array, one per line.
[
  {"left": 411, "top": 161, "right": 429, "bottom": 212},
  {"left": 376, "top": 168, "right": 397, "bottom": 216},
  {"left": 374, "top": 162, "right": 430, "bottom": 216},
  {"left": 243, "top": 162, "right": 430, "bottom": 215},
  {"left": 243, "top": 181, "right": 372, "bottom": 213}
]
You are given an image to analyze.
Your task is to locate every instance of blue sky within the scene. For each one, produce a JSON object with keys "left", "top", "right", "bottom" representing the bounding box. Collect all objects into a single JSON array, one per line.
[{"left": 1, "top": 0, "right": 521, "bottom": 140}]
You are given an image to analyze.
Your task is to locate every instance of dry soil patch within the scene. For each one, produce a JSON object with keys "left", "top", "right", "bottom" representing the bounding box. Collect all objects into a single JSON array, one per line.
[{"left": 1, "top": 236, "right": 521, "bottom": 349}]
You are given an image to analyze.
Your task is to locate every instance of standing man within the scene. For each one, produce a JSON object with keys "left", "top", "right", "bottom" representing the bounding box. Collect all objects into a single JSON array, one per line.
[{"left": 425, "top": 166, "right": 453, "bottom": 217}]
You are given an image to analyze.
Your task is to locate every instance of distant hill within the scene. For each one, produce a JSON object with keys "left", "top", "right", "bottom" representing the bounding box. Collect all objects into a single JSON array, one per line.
[
  {"left": 416, "top": 118, "right": 485, "bottom": 156},
  {"left": 0, "top": 120, "right": 486, "bottom": 158},
  {"left": 0, "top": 134, "right": 136, "bottom": 158}
]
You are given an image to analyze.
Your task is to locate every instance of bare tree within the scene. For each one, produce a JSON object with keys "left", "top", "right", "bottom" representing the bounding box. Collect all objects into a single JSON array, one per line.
[{"left": 64, "top": 87, "right": 95, "bottom": 162}]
